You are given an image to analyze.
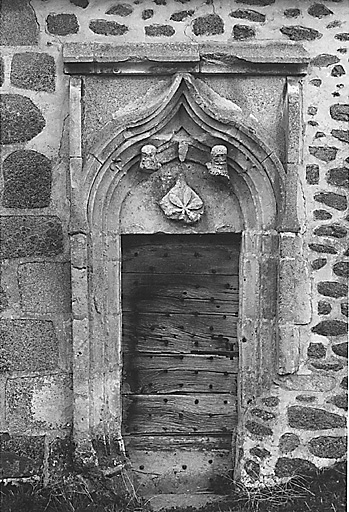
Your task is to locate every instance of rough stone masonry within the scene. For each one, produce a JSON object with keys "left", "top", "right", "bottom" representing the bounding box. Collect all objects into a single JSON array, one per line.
[{"left": 0, "top": 0, "right": 347, "bottom": 489}]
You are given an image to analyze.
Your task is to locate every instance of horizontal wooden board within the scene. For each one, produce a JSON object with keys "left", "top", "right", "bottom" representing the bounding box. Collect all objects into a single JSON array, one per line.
[
  {"left": 123, "top": 353, "right": 239, "bottom": 372},
  {"left": 122, "top": 394, "right": 237, "bottom": 434},
  {"left": 122, "top": 369, "right": 238, "bottom": 395},
  {"left": 125, "top": 448, "right": 232, "bottom": 495},
  {"left": 122, "top": 234, "right": 240, "bottom": 275},
  {"left": 122, "top": 274, "right": 238, "bottom": 315},
  {"left": 123, "top": 312, "right": 237, "bottom": 354},
  {"left": 124, "top": 434, "right": 232, "bottom": 451}
]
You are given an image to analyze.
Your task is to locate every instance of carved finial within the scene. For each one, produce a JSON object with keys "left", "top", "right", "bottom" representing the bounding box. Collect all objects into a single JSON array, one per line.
[
  {"left": 178, "top": 141, "right": 189, "bottom": 163},
  {"left": 159, "top": 175, "right": 204, "bottom": 225},
  {"left": 140, "top": 144, "right": 161, "bottom": 172},
  {"left": 206, "top": 145, "right": 229, "bottom": 178}
]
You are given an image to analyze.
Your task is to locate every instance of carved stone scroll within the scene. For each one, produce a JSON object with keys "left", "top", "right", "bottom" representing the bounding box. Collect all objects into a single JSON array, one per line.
[{"left": 159, "top": 175, "right": 204, "bottom": 224}]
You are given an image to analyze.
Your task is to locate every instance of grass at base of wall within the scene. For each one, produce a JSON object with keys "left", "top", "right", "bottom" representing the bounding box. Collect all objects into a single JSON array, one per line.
[{"left": 0, "top": 461, "right": 346, "bottom": 512}]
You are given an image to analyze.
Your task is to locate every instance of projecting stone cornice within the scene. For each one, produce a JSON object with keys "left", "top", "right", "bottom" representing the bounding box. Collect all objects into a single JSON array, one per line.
[{"left": 63, "top": 41, "right": 310, "bottom": 76}]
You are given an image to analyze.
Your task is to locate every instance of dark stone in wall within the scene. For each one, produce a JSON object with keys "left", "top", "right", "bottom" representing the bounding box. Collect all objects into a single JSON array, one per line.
[
  {"left": 333, "top": 262, "right": 349, "bottom": 278},
  {"left": 308, "top": 3, "right": 333, "bottom": 18},
  {"left": 3, "top": 150, "right": 52, "bottom": 209},
  {"left": 246, "top": 421, "right": 273, "bottom": 437},
  {"left": 275, "top": 458, "right": 317, "bottom": 477},
  {"left": 0, "top": 216, "right": 63, "bottom": 259},
  {"left": 145, "top": 24, "right": 175, "bottom": 36},
  {"left": 309, "top": 244, "right": 337, "bottom": 254},
  {"left": 310, "top": 79, "right": 322, "bottom": 88},
  {"left": 244, "top": 459, "right": 260, "bottom": 479},
  {"left": 233, "top": 24, "right": 256, "bottom": 40},
  {"left": 314, "top": 192, "right": 347, "bottom": 210},
  {"left": 308, "top": 342, "right": 327, "bottom": 358},
  {"left": 335, "top": 33, "right": 349, "bottom": 41},
  {"left": 0, "top": 434, "right": 45, "bottom": 478},
  {"left": 341, "top": 303, "right": 348, "bottom": 317},
  {"left": 284, "top": 8, "right": 301, "bottom": 18},
  {"left": 306, "top": 164, "right": 319, "bottom": 184},
  {"left": 142, "top": 9, "right": 154, "bottom": 20},
  {"left": 106, "top": 4, "right": 134, "bottom": 16},
  {"left": 280, "top": 25, "right": 322, "bottom": 41},
  {"left": 311, "top": 360, "right": 343, "bottom": 371},
  {"left": 10, "top": 52, "right": 56, "bottom": 93},
  {"left": 327, "top": 167, "right": 349, "bottom": 188},
  {"left": 312, "top": 320, "right": 348, "bottom": 336},
  {"left": 46, "top": 14, "right": 79, "bottom": 35},
  {"left": 250, "top": 447, "right": 270, "bottom": 459},
  {"left": 0, "top": 94, "right": 45, "bottom": 145},
  {"left": 0, "top": 319, "right": 58, "bottom": 372},
  {"left": 327, "top": 20, "right": 342, "bottom": 29},
  {"left": 309, "top": 146, "right": 338, "bottom": 162},
  {"left": 318, "top": 301, "right": 331, "bottom": 315},
  {"left": 308, "top": 106, "right": 318, "bottom": 116},
  {"left": 315, "top": 131, "right": 325, "bottom": 139},
  {"left": 154, "top": 0, "right": 166, "bottom": 4},
  {"left": 314, "top": 210, "right": 332, "bottom": 220},
  {"left": 311, "top": 54, "right": 340, "bottom": 67},
  {"left": 296, "top": 395, "right": 316, "bottom": 403},
  {"left": 288, "top": 406, "right": 346, "bottom": 429},
  {"left": 0, "top": 58, "right": 4, "bottom": 87},
  {"left": 332, "top": 342, "right": 348, "bottom": 358},
  {"left": 70, "top": 0, "right": 89, "bottom": 7},
  {"left": 0, "top": 0, "right": 39, "bottom": 46},
  {"left": 314, "top": 224, "right": 347, "bottom": 238},
  {"left": 331, "top": 65, "right": 346, "bottom": 77},
  {"left": 328, "top": 394, "right": 348, "bottom": 410},
  {"left": 89, "top": 19, "right": 128, "bottom": 35},
  {"left": 317, "top": 281, "right": 348, "bottom": 298},
  {"left": 251, "top": 408, "right": 276, "bottom": 421},
  {"left": 236, "top": 0, "right": 275, "bottom": 5},
  {"left": 170, "top": 10, "right": 194, "bottom": 21},
  {"left": 192, "top": 14, "right": 224, "bottom": 36},
  {"left": 331, "top": 129, "right": 349, "bottom": 143},
  {"left": 229, "top": 9, "right": 265, "bottom": 22},
  {"left": 279, "top": 433, "right": 300, "bottom": 453},
  {"left": 311, "top": 258, "right": 327, "bottom": 270},
  {"left": 340, "top": 376, "right": 348, "bottom": 389},
  {"left": 308, "top": 436, "right": 347, "bottom": 458},
  {"left": 261, "top": 396, "right": 279, "bottom": 407}
]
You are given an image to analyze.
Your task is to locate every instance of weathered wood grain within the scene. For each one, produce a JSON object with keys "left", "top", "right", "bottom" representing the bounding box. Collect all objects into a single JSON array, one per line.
[
  {"left": 123, "top": 353, "right": 239, "bottom": 372},
  {"left": 124, "top": 434, "right": 232, "bottom": 451},
  {"left": 122, "top": 367, "right": 238, "bottom": 395},
  {"left": 123, "top": 394, "right": 237, "bottom": 434},
  {"left": 126, "top": 448, "right": 232, "bottom": 495},
  {"left": 122, "top": 234, "right": 240, "bottom": 275},
  {"left": 123, "top": 312, "right": 238, "bottom": 354},
  {"left": 122, "top": 274, "right": 238, "bottom": 314}
]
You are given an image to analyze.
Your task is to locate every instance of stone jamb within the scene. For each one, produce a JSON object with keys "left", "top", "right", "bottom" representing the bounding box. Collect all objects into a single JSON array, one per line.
[{"left": 66, "top": 44, "right": 309, "bottom": 473}]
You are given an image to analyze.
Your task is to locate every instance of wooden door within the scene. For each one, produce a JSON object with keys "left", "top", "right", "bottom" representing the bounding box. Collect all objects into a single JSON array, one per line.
[{"left": 121, "top": 233, "right": 240, "bottom": 496}]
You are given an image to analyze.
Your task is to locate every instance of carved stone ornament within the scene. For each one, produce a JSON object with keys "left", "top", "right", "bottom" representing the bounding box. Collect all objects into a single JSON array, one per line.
[
  {"left": 206, "top": 145, "right": 229, "bottom": 178},
  {"left": 159, "top": 175, "right": 204, "bottom": 224},
  {"left": 140, "top": 144, "right": 161, "bottom": 172}
]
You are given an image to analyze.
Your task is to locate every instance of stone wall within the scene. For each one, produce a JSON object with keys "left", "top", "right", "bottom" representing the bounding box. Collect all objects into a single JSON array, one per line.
[{"left": 0, "top": 0, "right": 348, "bottom": 484}]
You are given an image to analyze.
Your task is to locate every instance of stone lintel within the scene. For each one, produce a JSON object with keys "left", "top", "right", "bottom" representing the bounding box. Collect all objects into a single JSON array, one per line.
[{"left": 63, "top": 41, "right": 309, "bottom": 76}]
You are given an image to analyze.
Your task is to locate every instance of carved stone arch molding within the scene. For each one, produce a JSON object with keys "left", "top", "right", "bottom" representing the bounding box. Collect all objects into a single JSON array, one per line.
[{"left": 65, "top": 43, "right": 310, "bottom": 473}]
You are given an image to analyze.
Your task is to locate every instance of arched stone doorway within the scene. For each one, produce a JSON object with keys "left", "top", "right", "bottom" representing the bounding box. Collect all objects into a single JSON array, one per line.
[{"left": 66, "top": 43, "right": 309, "bottom": 503}]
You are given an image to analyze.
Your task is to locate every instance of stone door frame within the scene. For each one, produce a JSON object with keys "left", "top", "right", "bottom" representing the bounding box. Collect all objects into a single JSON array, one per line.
[{"left": 65, "top": 42, "right": 310, "bottom": 474}]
